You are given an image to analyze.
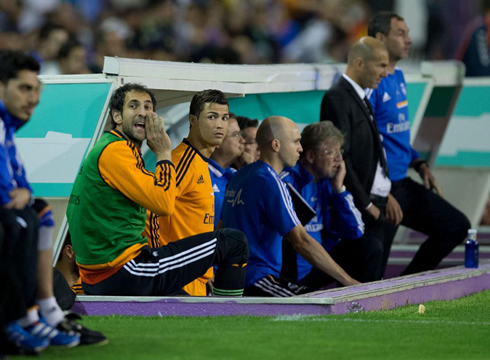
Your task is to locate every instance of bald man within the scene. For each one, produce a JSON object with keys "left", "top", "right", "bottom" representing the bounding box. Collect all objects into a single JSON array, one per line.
[
  {"left": 320, "top": 37, "right": 390, "bottom": 261},
  {"left": 221, "top": 116, "right": 359, "bottom": 297}
]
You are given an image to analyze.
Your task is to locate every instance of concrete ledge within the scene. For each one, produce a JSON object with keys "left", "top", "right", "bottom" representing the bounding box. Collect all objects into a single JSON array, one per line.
[
  {"left": 73, "top": 264, "right": 490, "bottom": 317},
  {"left": 301, "top": 264, "right": 490, "bottom": 314}
]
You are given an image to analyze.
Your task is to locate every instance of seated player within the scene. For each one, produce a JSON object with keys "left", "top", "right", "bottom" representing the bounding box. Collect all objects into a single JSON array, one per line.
[
  {"left": 66, "top": 84, "right": 248, "bottom": 297},
  {"left": 221, "top": 116, "right": 359, "bottom": 297},
  {"left": 153, "top": 89, "right": 232, "bottom": 296},
  {"left": 53, "top": 233, "right": 109, "bottom": 346},
  {"left": 281, "top": 121, "right": 383, "bottom": 289},
  {"left": 55, "top": 234, "right": 83, "bottom": 295},
  {"left": 0, "top": 50, "right": 80, "bottom": 353},
  {"left": 234, "top": 116, "right": 260, "bottom": 169},
  {"left": 209, "top": 114, "right": 245, "bottom": 229}
]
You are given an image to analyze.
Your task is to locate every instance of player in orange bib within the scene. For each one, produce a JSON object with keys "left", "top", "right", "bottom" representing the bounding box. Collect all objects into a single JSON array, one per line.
[{"left": 145, "top": 89, "right": 230, "bottom": 296}]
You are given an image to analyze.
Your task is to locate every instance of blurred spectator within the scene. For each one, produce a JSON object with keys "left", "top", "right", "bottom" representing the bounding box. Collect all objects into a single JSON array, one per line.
[
  {"left": 268, "top": 2, "right": 302, "bottom": 51},
  {"left": 110, "top": 0, "right": 149, "bottom": 12},
  {"left": 455, "top": 0, "right": 490, "bottom": 76},
  {"left": 33, "top": 23, "right": 69, "bottom": 74},
  {"left": 57, "top": 38, "right": 91, "bottom": 75},
  {"left": 424, "top": 0, "right": 447, "bottom": 60},
  {"left": 66, "top": 0, "right": 108, "bottom": 24},
  {"left": 17, "top": 0, "right": 61, "bottom": 33},
  {"left": 0, "top": 32, "right": 25, "bottom": 51},
  {"left": 45, "top": 3, "right": 83, "bottom": 35},
  {"left": 365, "top": 0, "right": 394, "bottom": 14},
  {"left": 282, "top": 6, "right": 334, "bottom": 63},
  {"left": 284, "top": 0, "right": 369, "bottom": 63},
  {"left": 0, "top": 0, "right": 21, "bottom": 32},
  {"left": 89, "top": 29, "right": 127, "bottom": 73}
]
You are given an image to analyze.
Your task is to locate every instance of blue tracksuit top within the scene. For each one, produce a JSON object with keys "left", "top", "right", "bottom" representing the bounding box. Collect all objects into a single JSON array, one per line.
[
  {"left": 281, "top": 163, "right": 364, "bottom": 280},
  {"left": 208, "top": 158, "right": 236, "bottom": 229},
  {"left": 367, "top": 68, "right": 419, "bottom": 182},
  {"left": 0, "top": 100, "right": 31, "bottom": 206},
  {"left": 221, "top": 161, "right": 300, "bottom": 288}
]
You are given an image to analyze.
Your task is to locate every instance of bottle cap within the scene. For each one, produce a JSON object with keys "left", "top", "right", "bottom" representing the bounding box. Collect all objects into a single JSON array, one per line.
[{"left": 468, "top": 229, "right": 477, "bottom": 235}]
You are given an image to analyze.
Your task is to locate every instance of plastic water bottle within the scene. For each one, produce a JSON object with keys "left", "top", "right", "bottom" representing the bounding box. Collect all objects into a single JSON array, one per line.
[{"left": 464, "top": 229, "right": 479, "bottom": 268}]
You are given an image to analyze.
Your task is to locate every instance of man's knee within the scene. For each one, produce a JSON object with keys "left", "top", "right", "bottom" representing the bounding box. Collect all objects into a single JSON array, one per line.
[
  {"left": 31, "top": 198, "right": 54, "bottom": 227},
  {"left": 0, "top": 208, "right": 22, "bottom": 242},
  {"left": 458, "top": 213, "right": 471, "bottom": 233},
  {"left": 31, "top": 198, "right": 49, "bottom": 215},
  {"left": 217, "top": 228, "right": 249, "bottom": 263},
  {"left": 447, "top": 212, "right": 471, "bottom": 247},
  {"left": 440, "top": 208, "right": 471, "bottom": 243},
  {"left": 17, "top": 206, "right": 38, "bottom": 228}
]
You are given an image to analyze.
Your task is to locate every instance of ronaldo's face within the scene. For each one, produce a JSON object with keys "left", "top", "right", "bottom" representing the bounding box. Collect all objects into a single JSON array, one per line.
[
  {"left": 192, "top": 102, "right": 230, "bottom": 147},
  {"left": 2, "top": 70, "right": 41, "bottom": 122}
]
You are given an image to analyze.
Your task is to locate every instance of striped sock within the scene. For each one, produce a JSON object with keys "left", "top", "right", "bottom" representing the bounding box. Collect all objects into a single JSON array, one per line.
[
  {"left": 213, "top": 288, "right": 244, "bottom": 297},
  {"left": 213, "top": 262, "right": 247, "bottom": 297}
]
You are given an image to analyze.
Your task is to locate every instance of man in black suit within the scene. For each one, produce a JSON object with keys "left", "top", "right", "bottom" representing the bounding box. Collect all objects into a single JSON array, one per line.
[{"left": 320, "top": 37, "right": 393, "bottom": 252}]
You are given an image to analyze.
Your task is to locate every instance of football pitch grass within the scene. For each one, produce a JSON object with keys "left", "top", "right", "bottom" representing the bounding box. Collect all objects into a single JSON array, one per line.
[{"left": 23, "top": 290, "right": 490, "bottom": 360}]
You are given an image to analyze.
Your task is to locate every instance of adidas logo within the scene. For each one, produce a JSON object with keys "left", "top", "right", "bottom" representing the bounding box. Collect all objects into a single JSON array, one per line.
[
  {"left": 197, "top": 175, "right": 204, "bottom": 184},
  {"left": 213, "top": 184, "right": 220, "bottom": 192},
  {"left": 382, "top": 92, "right": 391, "bottom": 102}
]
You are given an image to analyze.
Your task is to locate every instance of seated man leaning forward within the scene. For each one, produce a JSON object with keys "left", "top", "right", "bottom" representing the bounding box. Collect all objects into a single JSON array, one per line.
[
  {"left": 66, "top": 84, "right": 249, "bottom": 296},
  {"left": 221, "top": 116, "right": 359, "bottom": 297},
  {"left": 281, "top": 121, "right": 383, "bottom": 289}
]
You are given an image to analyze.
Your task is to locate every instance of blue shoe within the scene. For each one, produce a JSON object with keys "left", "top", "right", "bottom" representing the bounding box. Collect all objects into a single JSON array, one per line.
[
  {"left": 5, "top": 321, "right": 49, "bottom": 353},
  {"left": 28, "top": 317, "right": 80, "bottom": 348}
]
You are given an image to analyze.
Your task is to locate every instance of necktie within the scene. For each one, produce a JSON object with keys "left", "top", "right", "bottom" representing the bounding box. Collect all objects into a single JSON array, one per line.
[
  {"left": 363, "top": 96, "right": 374, "bottom": 119},
  {"left": 363, "top": 96, "right": 389, "bottom": 177}
]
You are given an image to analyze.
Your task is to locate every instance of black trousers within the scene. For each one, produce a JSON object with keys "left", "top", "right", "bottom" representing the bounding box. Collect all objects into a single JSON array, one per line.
[
  {"left": 83, "top": 228, "right": 249, "bottom": 296},
  {"left": 244, "top": 275, "right": 313, "bottom": 297},
  {"left": 0, "top": 207, "right": 39, "bottom": 326},
  {"left": 382, "top": 178, "right": 470, "bottom": 276},
  {"left": 299, "top": 235, "right": 383, "bottom": 289}
]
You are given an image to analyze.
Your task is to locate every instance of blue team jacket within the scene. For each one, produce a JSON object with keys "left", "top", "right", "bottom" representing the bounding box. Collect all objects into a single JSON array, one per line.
[
  {"left": 0, "top": 100, "right": 31, "bottom": 206},
  {"left": 281, "top": 163, "right": 364, "bottom": 279}
]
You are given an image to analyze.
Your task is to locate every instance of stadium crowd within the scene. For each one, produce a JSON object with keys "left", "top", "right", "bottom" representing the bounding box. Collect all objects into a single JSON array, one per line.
[{"left": 0, "top": 0, "right": 484, "bottom": 73}]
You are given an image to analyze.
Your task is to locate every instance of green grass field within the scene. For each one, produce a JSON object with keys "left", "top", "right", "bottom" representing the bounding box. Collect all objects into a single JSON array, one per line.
[{"left": 18, "top": 291, "right": 490, "bottom": 360}]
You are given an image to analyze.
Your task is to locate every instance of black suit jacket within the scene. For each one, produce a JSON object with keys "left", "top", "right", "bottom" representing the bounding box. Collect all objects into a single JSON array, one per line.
[{"left": 320, "top": 76, "right": 387, "bottom": 210}]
